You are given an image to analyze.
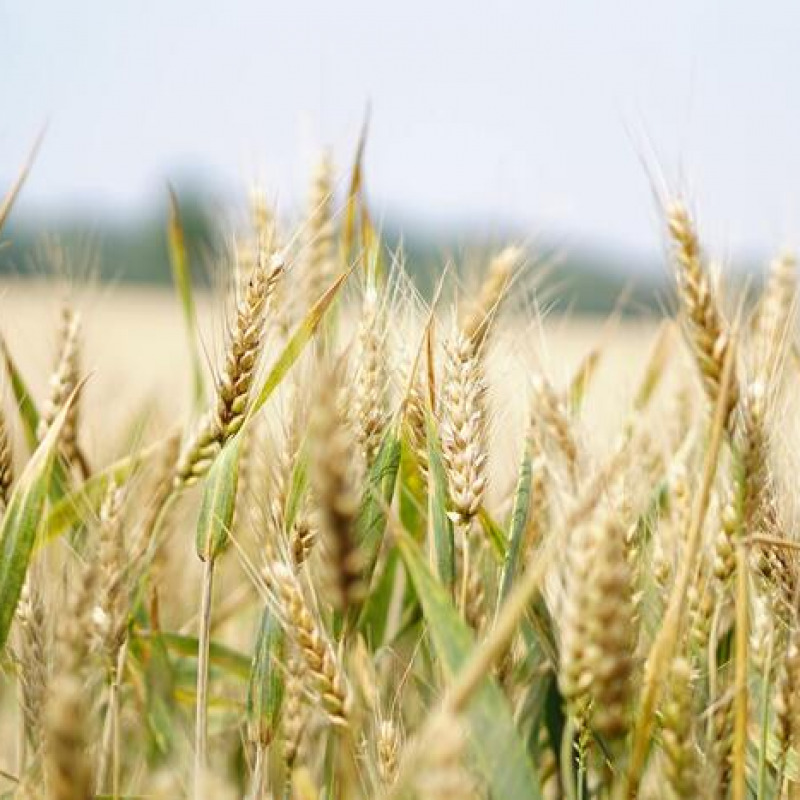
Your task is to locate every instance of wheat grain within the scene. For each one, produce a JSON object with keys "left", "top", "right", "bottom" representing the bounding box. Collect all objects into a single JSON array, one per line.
[
  {"left": 440, "top": 327, "right": 488, "bottom": 526},
  {"left": 272, "top": 563, "right": 350, "bottom": 725},
  {"left": 667, "top": 201, "right": 739, "bottom": 428}
]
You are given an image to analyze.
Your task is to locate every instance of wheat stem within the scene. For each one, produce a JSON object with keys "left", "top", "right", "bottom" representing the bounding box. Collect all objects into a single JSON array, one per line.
[
  {"left": 194, "top": 557, "right": 215, "bottom": 800},
  {"left": 732, "top": 544, "right": 749, "bottom": 800}
]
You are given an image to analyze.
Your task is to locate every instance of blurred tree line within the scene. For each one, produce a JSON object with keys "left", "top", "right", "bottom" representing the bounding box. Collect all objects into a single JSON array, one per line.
[{"left": 0, "top": 189, "right": 664, "bottom": 315}]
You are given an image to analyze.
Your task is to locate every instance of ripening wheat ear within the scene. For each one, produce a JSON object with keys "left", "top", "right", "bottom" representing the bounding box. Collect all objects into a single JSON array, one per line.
[
  {"left": 304, "top": 152, "right": 337, "bottom": 308},
  {"left": 271, "top": 562, "right": 350, "bottom": 725},
  {"left": 0, "top": 400, "right": 12, "bottom": 509},
  {"left": 519, "top": 419, "right": 550, "bottom": 561},
  {"left": 755, "top": 249, "right": 797, "bottom": 371},
  {"left": 216, "top": 249, "right": 284, "bottom": 439},
  {"left": 732, "top": 379, "right": 770, "bottom": 531},
  {"left": 251, "top": 187, "right": 296, "bottom": 339},
  {"left": 402, "top": 353, "right": 430, "bottom": 478},
  {"left": 560, "top": 517, "right": 635, "bottom": 743},
  {"left": 16, "top": 578, "right": 49, "bottom": 758},
  {"left": 667, "top": 201, "right": 739, "bottom": 428},
  {"left": 585, "top": 518, "right": 636, "bottom": 742},
  {"left": 530, "top": 372, "right": 579, "bottom": 485},
  {"left": 713, "top": 488, "right": 739, "bottom": 586},
  {"left": 559, "top": 522, "right": 595, "bottom": 718},
  {"left": 174, "top": 248, "right": 285, "bottom": 487},
  {"left": 310, "top": 367, "right": 364, "bottom": 613},
  {"left": 282, "top": 651, "right": 310, "bottom": 771},
  {"left": 38, "top": 304, "right": 89, "bottom": 479},
  {"left": 376, "top": 718, "right": 402, "bottom": 788},
  {"left": 709, "top": 687, "right": 734, "bottom": 796},
  {"left": 725, "top": 377, "right": 797, "bottom": 617},
  {"left": 95, "top": 482, "right": 128, "bottom": 662},
  {"left": 352, "top": 285, "right": 389, "bottom": 465},
  {"left": 660, "top": 654, "right": 699, "bottom": 797},
  {"left": 265, "top": 395, "right": 317, "bottom": 567},
  {"left": 727, "top": 378, "right": 784, "bottom": 594},
  {"left": 439, "top": 325, "right": 488, "bottom": 527},
  {"left": 270, "top": 391, "right": 302, "bottom": 534},
  {"left": 258, "top": 402, "right": 316, "bottom": 569},
  {"left": 461, "top": 245, "right": 522, "bottom": 353}
]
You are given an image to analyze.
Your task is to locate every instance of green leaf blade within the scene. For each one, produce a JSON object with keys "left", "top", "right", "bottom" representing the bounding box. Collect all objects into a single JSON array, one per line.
[
  {"left": 195, "top": 435, "right": 242, "bottom": 562},
  {"left": 498, "top": 450, "right": 532, "bottom": 608},
  {"left": 425, "top": 414, "right": 455, "bottom": 592},
  {"left": 0, "top": 391, "right": 77, "bottom": 651},
  {"left": 396, "top": 526, "right": 541, "bottom": 800},
  {"left": 246, "top": 607, "right": 286, "bottom": 745}
]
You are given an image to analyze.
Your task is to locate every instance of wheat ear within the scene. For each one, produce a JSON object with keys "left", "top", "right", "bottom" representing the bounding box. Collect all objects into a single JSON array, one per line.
[
  {"left": 667, "top": 201, "right": 738, "bottom": 428},
  {"left": 352, "top": 286, "right": 388, "bottom": 465},
  {"left": 439, "top": 327, "right": 488, "bottom": 526},
  {"left": 0, "top": 400, "right": 12, "bottom": 509},
  {"left": 461, "top": 245, "right": 521, "bottom": 352},
  {"left": 311, "top": 369, "right": 363, "bottom": 613},
  {"left": 175, "top": 250, "right": 284, "bottom": 487},
  {"left": 39, "top": 304, "right": 89, "bottom": 478},
  {"left": 16, "top": 579, "right": 49, "bottom": 759},
  {"left": 272, "top": 563, "right": 350, "bottom": 725}
]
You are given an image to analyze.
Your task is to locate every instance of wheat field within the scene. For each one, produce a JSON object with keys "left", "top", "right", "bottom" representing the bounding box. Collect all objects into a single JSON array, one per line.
[{"left": 1, "top": 155, "right": 799, "bottom": 800}]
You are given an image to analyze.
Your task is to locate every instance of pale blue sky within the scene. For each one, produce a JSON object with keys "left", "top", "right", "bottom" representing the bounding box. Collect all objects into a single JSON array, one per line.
[{"left": 3, "top": 1, "right": 800, "bottom": 261}]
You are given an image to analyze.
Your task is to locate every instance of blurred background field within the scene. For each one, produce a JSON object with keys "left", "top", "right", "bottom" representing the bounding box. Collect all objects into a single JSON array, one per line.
[{"left": 0, "top": 276, "right": 666, "bottom": 469}]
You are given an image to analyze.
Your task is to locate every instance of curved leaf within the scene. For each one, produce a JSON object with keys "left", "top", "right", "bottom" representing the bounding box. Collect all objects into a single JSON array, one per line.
[
  {"left": 356, "top": 431, "right": 401, "bottom": 576},
  {"left": 497, "top": 449, "right": 532, "bottom": 609},
  {"left": 44, "top": 438, "right": 167, "bottom": 543},
  {"left": 249, "top": 266, "right": 353, "bottom": 420},
  {"left": 424, "top": 414, "right": 455, "bottom": 592},
  {"left": 246, "top": 607, "right": 285, "bottom": 744},
  {"left": 0, "top": 388, "right": 78, "bottom": 651},
  {"left": 134, "top": 630, "right": 252, "bottom": 680},
  {"left": 196, "top": 434, "right": 242, "bottom": 562}
]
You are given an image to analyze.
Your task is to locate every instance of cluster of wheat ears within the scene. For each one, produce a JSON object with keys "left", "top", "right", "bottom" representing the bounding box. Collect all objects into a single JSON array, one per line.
[{"left": 1, "top": 148, "right": 800, "bottom": 800}]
